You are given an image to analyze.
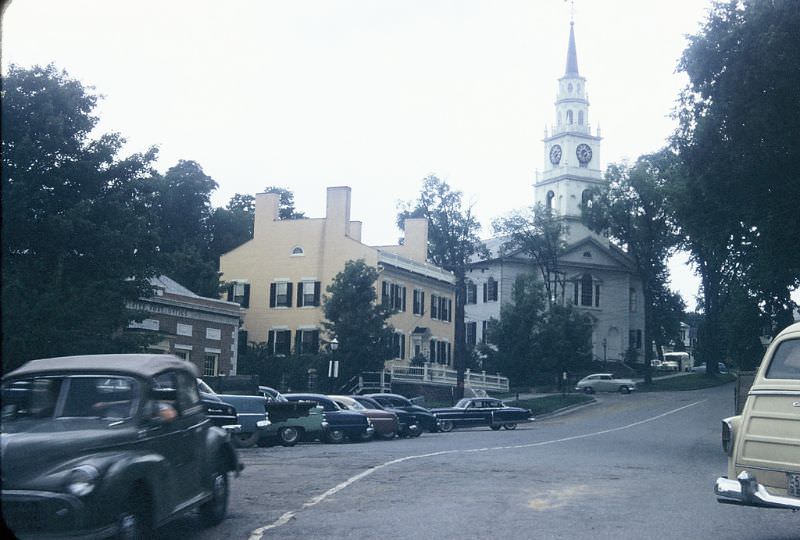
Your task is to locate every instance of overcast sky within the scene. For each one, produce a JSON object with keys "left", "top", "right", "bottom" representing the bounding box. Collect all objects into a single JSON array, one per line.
[{"left": 3, "top": 0, "right": 720, "bottom": 306}]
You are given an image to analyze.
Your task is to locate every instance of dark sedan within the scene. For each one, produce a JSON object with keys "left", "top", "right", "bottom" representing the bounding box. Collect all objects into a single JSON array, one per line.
[
  {"left": 198, "top": 379, "right": 271, "bottom": 448},
  {"left": 364, "top": 393, "right": 440, "bottom": 433},
  {"left": 431, "top": 397, "right": 533, "bottom": 432},
  {"left": 351, "top": 395, "right": 421, "bottom": 437},
  {"left": 284, "top": 394, "right": 374, "bottom": 443}
]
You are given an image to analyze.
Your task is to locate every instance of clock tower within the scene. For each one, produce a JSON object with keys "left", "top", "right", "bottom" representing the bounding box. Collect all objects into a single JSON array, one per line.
[{"left": 534, "top": 21, "right": 604, "bottom": 242}]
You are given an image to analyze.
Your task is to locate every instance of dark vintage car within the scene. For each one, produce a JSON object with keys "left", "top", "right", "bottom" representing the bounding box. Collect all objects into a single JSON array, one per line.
[
  {"left": 256, "top": 386, "right": 326, "bottom": 447},
  {"left": 198, "top": 379, "right": 270, "bottom": 448},
  {"left": 284, "top": 393, "right": 374, "bottom": 443},
  {"left": 200, "top": 394, "right": 241, "bottom": 432},
  {"left": 329, "top": 395, "right": 399, "bottom": 440},
  {"left": 351, "top": 395, "right": 421, "bottom": 438},
  {"left": 364, "top": 393, "right": 440, "bottom": 433},
  {"left": 431, "top": 397, "right": 534, "bottom": 432},
  {"left": 1, "top": 354, "right": 241, "bottom": 539}
]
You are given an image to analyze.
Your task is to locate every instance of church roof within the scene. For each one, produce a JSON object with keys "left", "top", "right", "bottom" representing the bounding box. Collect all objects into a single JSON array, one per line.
[{"left": 565, "top": 22, "right": 580, "bottom": 76}]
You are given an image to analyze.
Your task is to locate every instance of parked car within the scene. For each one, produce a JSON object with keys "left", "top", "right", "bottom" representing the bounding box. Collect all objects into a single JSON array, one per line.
[
  {"left": 692, "top": 362, "right": 729, "bottom": 374},
  {"left": 1, "top": 354, "right": 241, "bottom": 538},
  {"left": 284, "top": 393, "right": 374, "bottom": 443},
  {"left": 431, "top": 397, "right": 533, "bottom": 432},
  {"left": 351, "top": 395, "right": 421, "bottom": 437},
  {"left": 364, "top": 393, "right": 440, "bottom": 432},
  {"left": 201, "top": 393, "right": 241, "bottom": 432},
  {"left": 714, "top": 322, "right": 800, "bottom": 510},
  {"left": 256, "top": 386, "right": 326, "bottom": 446},
  {"left": 660, "top": 360, "right": 680, "bottom": 371},
  {"left": 575, "top": 373, "right": 637, "bottom": 394},
  {"left": 329, "top": 395, "right": 400, "bottom": 440},
  {"left": 197, "top": 379, "right": 271, "bottom": 448}
]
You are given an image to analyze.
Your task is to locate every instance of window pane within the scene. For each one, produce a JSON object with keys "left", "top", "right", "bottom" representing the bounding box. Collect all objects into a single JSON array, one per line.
[{"left": 765, "top": 338, "right": 800, "bottom": 380}]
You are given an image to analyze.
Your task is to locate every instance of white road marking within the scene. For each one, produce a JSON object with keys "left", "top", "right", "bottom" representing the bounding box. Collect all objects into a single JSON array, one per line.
[{"left": 248, "top": 399, "right": 705, "bottom": 539}]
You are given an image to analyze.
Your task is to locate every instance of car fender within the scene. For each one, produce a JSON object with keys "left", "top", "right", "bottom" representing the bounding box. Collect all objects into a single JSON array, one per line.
[
  {"left": 99, "top": 451, "right": 175, "bottom": 526},
  {"left": 204, "top": 425, "right": 242, "bottom": 478}
]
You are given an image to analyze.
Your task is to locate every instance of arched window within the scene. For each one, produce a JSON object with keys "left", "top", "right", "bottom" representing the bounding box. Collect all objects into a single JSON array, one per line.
[
  {"left": 291, "top": 246, "right": 304, "bottom": 256},
  {"left": 581, "top": 274, "right": 593, "bottom": 306},
  {"left": 568, "top": 82, "right": 573, "bottom": 93},
  {"left": 566, "top": 110, "right": 574, "bottom": 124},
  {"left": 582, "top": 189, "right": 593, "bottom": 208},
  {"left": 578, "top": 111, "right": 584, "bottom": 125},
  {"left": 546, "top": 190, "right": 555, "bottom": 210}
]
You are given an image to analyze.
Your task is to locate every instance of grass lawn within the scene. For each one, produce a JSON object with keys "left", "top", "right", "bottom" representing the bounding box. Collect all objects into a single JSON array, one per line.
[
  {"left": 637, "top": 373, "right": 736, "bottom": 392},
  {"left": 506, "top": 394, "right": 595, "bottom": 415}
]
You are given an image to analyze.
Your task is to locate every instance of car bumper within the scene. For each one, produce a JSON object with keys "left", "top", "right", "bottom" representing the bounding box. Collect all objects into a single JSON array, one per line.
[{"left": 715, "top": 472, "right": 800, "bottom": 510}]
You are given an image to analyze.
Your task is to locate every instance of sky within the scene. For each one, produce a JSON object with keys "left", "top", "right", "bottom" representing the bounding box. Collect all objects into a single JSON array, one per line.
[{"left": 2, "top": 0, "right": 718, "bottom": 306}]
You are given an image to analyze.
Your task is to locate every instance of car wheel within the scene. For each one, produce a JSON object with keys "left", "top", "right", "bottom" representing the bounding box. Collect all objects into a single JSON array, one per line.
[
  {"left": 378, "top": 430, "right": 397, "bottom": 440},
  {"left": 583, "top": 386, "right": 595, "bottom": 394},
  {"left": 619, "top": 386, "right": 631, "bottom": 394},
  {"left": 231, "top": 431, "right": 259, "bottom": 449},
  {"left": 199, "top": 463, "right": 229, "bottom": 527},
  {"left": 117, "top": 493, "right": 151, "bottom": 540},
  {"left": 439, "top": 420, "right": 454, "bottom": 433},
  {"left": 490, "top": 425, "right": 502, "bottom": 431},
  {"left": 502, "top": 423, "right": 517, "bottom": 430},
  {"left": 409, "top": 425, "right": 422, "bottom": 437},
  {"left": 326, "top": 428, "right": 346, "bottom": 443},
  {"left": 278, "top": 426, "right": 301, "bottom": 447}
]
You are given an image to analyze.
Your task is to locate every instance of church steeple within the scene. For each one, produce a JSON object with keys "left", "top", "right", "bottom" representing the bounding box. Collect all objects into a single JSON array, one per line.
[{"left": 565, "top": 22, "right": 579, "bottom": 76}]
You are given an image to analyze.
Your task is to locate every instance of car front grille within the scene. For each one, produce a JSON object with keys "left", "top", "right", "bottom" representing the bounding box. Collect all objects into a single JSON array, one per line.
[{"left": 2, "top": 495, "right": 79, "bottom": 534}]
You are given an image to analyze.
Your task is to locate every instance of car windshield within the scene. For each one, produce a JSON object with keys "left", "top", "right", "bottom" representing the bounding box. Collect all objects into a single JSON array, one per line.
[
  {"left": 2, "top": 375, "right": 138, "bottom": 421},
  {"left": 455, "top": 398, "right": 472, "bottom": 408},
  {"left": 765, "top": 338, "right": 800, "bottom": 380},
  {"left": 197, "top": 379, "right": 215, "bottom": 394}
]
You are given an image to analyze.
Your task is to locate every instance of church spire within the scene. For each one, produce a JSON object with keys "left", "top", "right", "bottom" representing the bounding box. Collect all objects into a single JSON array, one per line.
[{"left": 564, "top": 22, "right": 579, "bottom": 76}]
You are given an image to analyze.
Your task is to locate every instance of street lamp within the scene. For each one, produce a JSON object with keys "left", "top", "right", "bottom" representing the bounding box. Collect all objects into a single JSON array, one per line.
[
  {"left": 602, "top": 338, "right": 608, "bottom": 364},
  {"left": 328, "top": 338, "right": 339, "bottom": 380}
]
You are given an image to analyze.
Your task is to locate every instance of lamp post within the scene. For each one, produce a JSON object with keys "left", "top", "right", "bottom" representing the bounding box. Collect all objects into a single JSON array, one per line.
[
  {"left": 328, "top": 338, "right": 339, "bottom": 384},
  {"left": 602, "top": 338, "right": 608, "bottom": 364}
]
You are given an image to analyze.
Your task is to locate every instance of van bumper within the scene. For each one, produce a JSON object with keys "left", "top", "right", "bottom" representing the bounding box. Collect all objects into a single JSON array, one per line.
[{"left": 715, "top": 471, "right": 800, "bottom": 510}]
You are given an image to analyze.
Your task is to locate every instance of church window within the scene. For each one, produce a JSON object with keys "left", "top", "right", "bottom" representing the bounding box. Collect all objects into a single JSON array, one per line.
[
  {"left": 567, "top": 110, "right": 574, "bottom": 124},
  {"left": 546, "top": 190, "right": 555, "bottom": 210},
  {"left": 629, "top": 289, "right": 638, "bottom": 312},
  {"left": 582, "top": 189, "right": 593, "bottom": 208},
  {"left": 578, "top": 111, "right": 584, "bottom": 125},
  {"left": 595, "top": 284, "right": 601, "bottom": 307},
  {"left": 568, "top": 82, "right": 573, "bottom": 93},
  {"left": 581, "top": 274, "right": 593, "bottom": 307}
]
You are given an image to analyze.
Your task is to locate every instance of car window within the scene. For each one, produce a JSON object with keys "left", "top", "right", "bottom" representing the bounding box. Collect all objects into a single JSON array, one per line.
[
  {"left": 61, "top": 376, "right": 137, "bottom": 419},
  {"left": 2, "top": 377, "right": 63, "bottom": 420},
  {"left": 176, "top": 371, "right": 201, "bottom": 413},
  {"left": 455, "top": 398, "right": 471, "bottom": 408},
  {"left": 765, "top": 338, "right": 800, "bottom": 380}
]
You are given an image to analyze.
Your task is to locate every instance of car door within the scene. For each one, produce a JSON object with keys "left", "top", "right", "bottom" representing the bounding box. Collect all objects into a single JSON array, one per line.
[
  {"left": 598, "top": 375, "right": 613, "bottom": 392},
  {"left": 175, "top": 370, "right": 206, "bottom": 500}
]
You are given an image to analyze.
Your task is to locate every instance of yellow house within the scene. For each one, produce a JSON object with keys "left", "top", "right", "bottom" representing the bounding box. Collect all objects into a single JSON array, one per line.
[{"left": 219, "top": 186, "right": 456, "bottom": 366}]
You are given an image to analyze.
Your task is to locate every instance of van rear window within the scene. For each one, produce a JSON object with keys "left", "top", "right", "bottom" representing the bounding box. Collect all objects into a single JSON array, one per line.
[{"left": 765, "top": 338, "right": 800, "bottom": 380}]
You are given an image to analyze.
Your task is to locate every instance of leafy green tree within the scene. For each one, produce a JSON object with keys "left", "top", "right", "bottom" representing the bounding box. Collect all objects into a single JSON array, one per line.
[
  {"left": 322, "top": 260, "right": 394, "bottom": 386},
  {"left": 397, "top": 176, "right": 487, "bottom": 399},
  {"left": 670, "top": 0, "right": 800, "bottom": 372},
  {"left": 583, "top": 153, "right": 684, "bottom": 382},
  {"left": 1, "top": 64, "right": 161, "bottom": 371},
  {"left": 264, "top": 186, "right": 306, "bottom": 219},
  {"left": 493, "top": 204, "right": 567, "bottom": 307},
  {"left": 209, "top": 193, "right": 255, "bottom": 261},
  {"left": 150, "top": 160, "right": 219, "bottom": 296},
  {"left": 488, "top": 274, "right": 592, "bottom": 386}
]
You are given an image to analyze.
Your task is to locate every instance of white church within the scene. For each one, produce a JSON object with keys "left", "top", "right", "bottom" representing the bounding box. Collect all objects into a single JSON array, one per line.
[{"left": 465, "top": 22, "right": 646, "bottom": 365}]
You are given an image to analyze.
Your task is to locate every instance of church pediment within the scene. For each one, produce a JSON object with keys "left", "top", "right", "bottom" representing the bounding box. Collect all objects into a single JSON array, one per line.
[{"left": 560, "top": 237, "right": 636, "bottom": 272}]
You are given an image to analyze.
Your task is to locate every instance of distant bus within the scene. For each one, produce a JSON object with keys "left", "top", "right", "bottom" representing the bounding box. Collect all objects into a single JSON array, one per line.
[{"left": 662, "top": 351, "right": 692, "bottom": 372}]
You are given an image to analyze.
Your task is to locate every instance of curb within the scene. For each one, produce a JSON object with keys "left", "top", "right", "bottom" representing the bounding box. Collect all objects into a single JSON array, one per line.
[{"left": 534, "top": 398, "right": 598, "bottom": 419}]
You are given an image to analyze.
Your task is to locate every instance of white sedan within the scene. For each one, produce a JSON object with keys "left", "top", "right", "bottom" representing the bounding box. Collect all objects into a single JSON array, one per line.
[{"left": 575, "top": 373, "right": 637, "bottom": 394}]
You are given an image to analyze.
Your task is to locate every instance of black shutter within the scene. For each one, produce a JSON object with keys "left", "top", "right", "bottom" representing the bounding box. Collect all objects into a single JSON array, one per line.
[
  {"left": 421, "top": 291, "right": 425, "bottom": 316},
  {"left": 269, "top": 283, "right": 277, "bottom": 308},
  {"left": 226, "top": 284, "right": 234, "bottom": 302},
  {"left": 402, "top": 287, "right": 407, "bottom": 312},
  {"left": 382, "top": 281, "right": 388, "bottom": 305},
  {"left": 429, "top": 339, "right": 436, "bottom": 362},
  {"left": 297, "top": 282, "right": 304, "bottom": 307},
  {"left": 448, "top": 299, "right": 453, "bottom": 322},
  {"left": 295, "top": 330, "right": 302, "bottom": 354},
  {"left": 431, "top": 295, "right": 437, "bottom": 319},
  {"left": 311, "top": 330, "right": 319, "bottom": 353},
  {"left": 314, "top": 282, "right": 321, "bottom": 306},
  {"left": 400, "top": 334, "right": 406, "bottom": 359},
  {"left": 286, "top": 283, "right": 293, "bottom": 307},
  {"left": 242, "top": 284, "right": 250, "bottom": 308},
  {"left": 281, "top": 331, "right": 291, "bottom": 355},
  {"left": 483, "top": 283, "right": 488, "bottom": 303},
  {"left": 267, "top": 330, "right": 275, "bottom": 355}
]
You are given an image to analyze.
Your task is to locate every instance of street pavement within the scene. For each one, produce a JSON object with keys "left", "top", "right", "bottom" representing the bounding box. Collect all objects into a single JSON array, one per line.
[{"left": 159, "top": 384, "right": 798, "bottom": 539}]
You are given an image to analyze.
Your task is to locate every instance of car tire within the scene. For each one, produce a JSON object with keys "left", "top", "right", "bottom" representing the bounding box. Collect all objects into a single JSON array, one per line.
[
  {"left": 117, "top": 492, "right": 151, "bottom": 540},
  {"left": 378, "top": 430, "right": 397, "bottom": 440},
  {"left": 199, "top": 462, "right": 229, "bottom": 527},
  {"left": 583, "top": 387, "right": 595, "bottom": 394},
  {"left": 409, "top": 426, "right": 422, "bottom": 437},
  {"left": 278, "top": 426, "right": 301, "bottom": 447},
  {"left": 490, "top": 425, "right": 502, "bottom": 431},
  {"left": 439, "top": 420, "right": 454, "bottom": 433},
  {"left": 619, "top": 386, "right": 631, "bottom": 394},
  {"left": 502, "top": 423, "right": 517, "bottom": 430},
  {"left": 326, "top": 428, "right": 346, "bottom": 444},
  {"left": 231, "top": 431, "right": 259, "bottom": 449}
]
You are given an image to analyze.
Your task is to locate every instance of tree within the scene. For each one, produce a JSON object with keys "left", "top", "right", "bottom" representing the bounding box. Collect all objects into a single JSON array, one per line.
[
  {"left": 488, "top": 274, "right": 592, "bottom": 387},
  {"left": 150, "top": 160, "right": 219, "bottom": 296},
  {"left": 397, "top": 176, "right": 487, "bottom": 399},
  {"left": 492, "top": 204, "right": 567, "bottom": 307},
  {"left": 264, "top": 186, "right": 306, "bottom": 219},
  {"left": 670, "top": 0, "right": 800, "bottom": 372},
  {"left": 322, "top": 260, "right": 394, "bottom": 386},
  {"left": 209, "top": 193, "right": 255, "bottom": 262},
  {"left": 1, "top": 64, "right": 161, "bottom": 371},
  {"left": 583, "top": 153, "right": 684, "bottom": 383}
]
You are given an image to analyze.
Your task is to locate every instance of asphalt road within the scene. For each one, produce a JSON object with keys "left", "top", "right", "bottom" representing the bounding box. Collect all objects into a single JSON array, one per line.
[{"left": 162, "top": 384, "right": 798, "bottom": 539}]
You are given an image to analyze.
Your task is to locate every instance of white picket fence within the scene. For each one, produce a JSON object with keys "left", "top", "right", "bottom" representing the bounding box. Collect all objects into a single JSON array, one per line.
[{"left": 350, "top": 364, "right": 509, "bottom": 393}]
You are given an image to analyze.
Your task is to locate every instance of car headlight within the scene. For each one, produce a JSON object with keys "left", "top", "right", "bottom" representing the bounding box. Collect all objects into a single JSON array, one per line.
[{"left": 66, "top": 465, "right": 99, "bottom": 496}]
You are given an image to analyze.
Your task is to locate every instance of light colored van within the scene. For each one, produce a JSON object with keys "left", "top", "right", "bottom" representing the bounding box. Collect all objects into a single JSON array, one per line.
[
  {"left": 714, "top": 322, "right": 800, "bottom": 510},
  {"left": 663, "top": 351, "right": 692, "bottom": 372}
]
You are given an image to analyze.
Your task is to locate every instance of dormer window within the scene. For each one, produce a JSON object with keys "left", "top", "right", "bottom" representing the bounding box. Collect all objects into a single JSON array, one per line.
[{"left": 291, "top": 246, "right": 304, "bottom": 256}]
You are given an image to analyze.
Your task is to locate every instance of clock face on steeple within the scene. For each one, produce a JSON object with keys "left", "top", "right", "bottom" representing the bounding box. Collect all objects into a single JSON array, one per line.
[
  {"left": 549, "top": 145, "right": 562, "bottom": 165},
  {"left": 576, "top": 143, "right": 593, "bottom": 165}
]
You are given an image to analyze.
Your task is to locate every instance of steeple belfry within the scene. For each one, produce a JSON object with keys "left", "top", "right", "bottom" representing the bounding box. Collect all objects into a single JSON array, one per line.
[{"left": 534, "top": 20, "right": 604, "bottom": 243}]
